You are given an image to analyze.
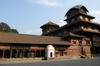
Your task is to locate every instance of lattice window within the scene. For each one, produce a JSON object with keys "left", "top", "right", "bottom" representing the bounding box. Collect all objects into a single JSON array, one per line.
[{"left": 86, "top": 40, "right": 90, "bottom": 45}]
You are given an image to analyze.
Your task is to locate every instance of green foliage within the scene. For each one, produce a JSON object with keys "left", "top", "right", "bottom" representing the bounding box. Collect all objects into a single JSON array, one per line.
[
  {"left": 11, "top": 29, "right": 19, "bottom": 33},
  {"left": 0, "top": 22, "right": 19, "bottom": 33}
]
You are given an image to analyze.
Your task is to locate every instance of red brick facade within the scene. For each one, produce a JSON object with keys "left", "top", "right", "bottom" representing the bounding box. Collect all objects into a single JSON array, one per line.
[{"left": 0, "top": 5, "right": 100, "bottom": 59}]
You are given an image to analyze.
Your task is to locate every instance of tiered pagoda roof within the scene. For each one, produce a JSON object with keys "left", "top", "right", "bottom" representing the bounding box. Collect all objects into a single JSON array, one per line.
[
  {"left": 40, "top": 21, "right": 59, "bottom": 28},
  {"left": 65, "top": 5, "right": 89, "bottom": 17}
]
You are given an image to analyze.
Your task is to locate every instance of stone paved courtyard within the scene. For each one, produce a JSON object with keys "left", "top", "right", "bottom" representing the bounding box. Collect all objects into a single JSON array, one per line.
[{"left": 0, "top": 57, "right": 100, "bottom": 66}]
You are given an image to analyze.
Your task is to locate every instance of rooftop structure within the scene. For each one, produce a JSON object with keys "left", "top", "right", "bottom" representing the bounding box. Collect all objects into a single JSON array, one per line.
[{"left": 0, "top": 5, "right": 100, "bottom": 59}]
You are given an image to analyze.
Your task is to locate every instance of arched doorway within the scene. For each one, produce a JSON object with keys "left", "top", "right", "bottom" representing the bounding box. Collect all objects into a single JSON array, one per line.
[
  {"left": 46, "top": 45, "right": 55, "bottom": 58},
  {"left": 18, "top": 50, "right": 23, "bottom": 58},
  {"left": 50, "top": 52, "right": 53, "bottom": 57},
  {"left": 41, "top": 50, "right": 45, "bottom": 57},
  {"left": 60, "top": 50, "right": 63, "bottom": 56},
  {"left": 30, "top": 50, "right": 35, "bottom": 58},
  {"left": 36, "top": 50, "right": 40, "bottom": 57},
  {"left": 12, "top": 50, "right": 17, "bottom": 58},
  {"left": 5, "top": 50, "right": 10, "bottom": 58},
  {"left": 24, "top": 50, "right": 29, "bottom": 58},
  {"left": 0, "top": 50, "right": 3, "bottom": 58}
]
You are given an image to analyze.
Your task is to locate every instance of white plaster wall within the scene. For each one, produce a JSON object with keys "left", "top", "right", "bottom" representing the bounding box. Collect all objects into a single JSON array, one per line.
[{"left": 45, "top": 45, "right": 55, "bottom": 58}]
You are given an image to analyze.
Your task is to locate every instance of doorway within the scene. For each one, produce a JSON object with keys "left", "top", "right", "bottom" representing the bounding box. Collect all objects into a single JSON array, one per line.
[
  {"left": 50, "top": 52, "right": 53, "bottom": 57},
  {"left": 94, "top": 46, "right": 100, "bottom": 54},
  {"left": 60, "top": 51, "right": 63, "bottom": 56}
]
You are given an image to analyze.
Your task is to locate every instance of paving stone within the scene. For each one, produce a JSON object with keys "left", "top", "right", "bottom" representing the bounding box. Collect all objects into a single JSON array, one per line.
[{"left": 0, "top": 58, "right": 100, "bottom": 66}]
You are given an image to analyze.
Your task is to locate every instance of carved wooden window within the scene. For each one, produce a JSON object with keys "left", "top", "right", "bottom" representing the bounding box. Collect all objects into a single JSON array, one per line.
[
  {"left": 79, "top": 16, "right": 83, "bottom": 20},
  {"left": 85, "top": 17, "right": 89, "bottom": 21},
  {"left": 71, "top": 19, "right": 75, "bottom": 22},
  {"left": 79, "top": 41, "right": 82, "bottom": 44},
  {"left": 86, "top": 40, "right": 90, "bottom": 45},
  {"left": 90, "top": 19, "right": 92, "bottom": 22},
  {"left": 79, "top": 41, "right": 82, "bottom": 46},
  {"left": 72, "top": 41, "right": 76, "bottom": 44},
  {"left": 64, "top": 52, "right": 67, "bottom": 54},
  {"left": 56, "top": 52, "right": 59, "bottom": 54},
  {"left": 80, "top": 9, "right": 86, "bottom": 13},
  {"left": 88, "top": 18, "right": 91, "bottom": 22}
]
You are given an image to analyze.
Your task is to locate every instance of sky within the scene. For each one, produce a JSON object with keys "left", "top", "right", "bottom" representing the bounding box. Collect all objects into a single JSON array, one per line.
[{"left": 0, "top": 0, "right": 100, "bottom": 35}]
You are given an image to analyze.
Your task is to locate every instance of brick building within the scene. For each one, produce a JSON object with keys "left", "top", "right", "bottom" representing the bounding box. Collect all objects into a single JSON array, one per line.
[{"left": 0, "top": 5, "right": 100, "bottom": 59}]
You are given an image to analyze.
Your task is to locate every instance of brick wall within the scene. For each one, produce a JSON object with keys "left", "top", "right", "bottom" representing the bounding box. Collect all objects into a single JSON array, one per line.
[
  {"left": 30, "top": 46, "right": 45, "bottom": 50},
  {"left": 65, "top": 46, "right": 79, "bottom": 56},
  {"left": 0, "top": 46, "right": 10, "bottom": 49}
]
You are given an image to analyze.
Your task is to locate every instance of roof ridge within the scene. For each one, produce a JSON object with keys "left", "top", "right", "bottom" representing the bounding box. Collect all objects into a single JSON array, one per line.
[
  {"left": 0, "top": 32, "right": 60, "bottom": 38},
  {"left": 0, "top": 32, "right": 70, "bottom": 45}
]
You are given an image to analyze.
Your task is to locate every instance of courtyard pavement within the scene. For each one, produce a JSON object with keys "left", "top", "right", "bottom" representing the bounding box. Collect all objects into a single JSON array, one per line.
[{"left": 0, "top": 57, "right": 100, "bottom": 66}]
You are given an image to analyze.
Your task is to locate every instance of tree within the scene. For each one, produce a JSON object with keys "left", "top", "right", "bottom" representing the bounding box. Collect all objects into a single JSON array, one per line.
[
  {"left": 11, "top": 29, "right": 19, "bottom": 33},
  {"left": 0, "top": 22, "right": 19, "bottom": 33}
]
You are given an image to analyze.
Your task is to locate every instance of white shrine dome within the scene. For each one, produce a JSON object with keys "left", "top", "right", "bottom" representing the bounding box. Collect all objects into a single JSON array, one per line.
[{"left": 46, "top": 45, "right": 55, "bottom": 50}]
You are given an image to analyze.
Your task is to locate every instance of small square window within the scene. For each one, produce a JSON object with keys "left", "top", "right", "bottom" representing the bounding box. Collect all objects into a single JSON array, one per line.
[
  {"left": 72, "top": 41, "right": 76, "bottom": 44},
  {"left": 64, "top": 52, "right": 67, "bottom": 54},
  {"left": 79, "top": 41, "right": 82, "bottom": 44},
  {"left": 56, "top": 52, "right": 59, "bottom": 54},
  {"left": 86, "top": 40, "right": 90, "bottom": 45}
]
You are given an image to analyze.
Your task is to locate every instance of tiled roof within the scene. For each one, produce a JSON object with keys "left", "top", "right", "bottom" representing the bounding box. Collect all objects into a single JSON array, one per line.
[
  {"left": 40, "top": 21, "right": 59, "bottom": 28},
  {"left": 0, "top": 32, "right": 70, "bottom": 45},
  {"left": 62, "top": 33, "right": 85, "bottom": 38},
  {"left": 65, "top": 5, "right": 89, "bottom": 17},
  {"left": 72, "top": 5, "right": 88, "bottom": 11}
]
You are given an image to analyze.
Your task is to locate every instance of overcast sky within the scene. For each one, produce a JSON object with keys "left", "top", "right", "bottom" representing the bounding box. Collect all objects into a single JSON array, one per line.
[{"left": 0, "top": 0, "right": 100, "bottom": 35}]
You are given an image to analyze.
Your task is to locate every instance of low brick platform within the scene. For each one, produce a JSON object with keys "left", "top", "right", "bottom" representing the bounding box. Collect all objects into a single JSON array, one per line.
[{"left": 0, "top": 58, "right": 44, "bottom": 64}]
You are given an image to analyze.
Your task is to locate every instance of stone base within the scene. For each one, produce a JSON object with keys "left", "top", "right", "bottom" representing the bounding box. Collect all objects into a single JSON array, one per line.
[
  {"left": 55, "top": 56, "right": 80, "bottom": 60},
  {"left": 86, "top": 54, "right": 91, "bottom": 58},
  {"left": 93, "top": 54, "right": 100, "bottom": 57}
]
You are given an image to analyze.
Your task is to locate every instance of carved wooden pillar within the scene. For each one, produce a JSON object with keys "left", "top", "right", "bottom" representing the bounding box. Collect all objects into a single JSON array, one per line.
[
  {"left": 16, "top": 50, "right": 19, "bottom": 58},
  {"left": 93, "top": 47, "right": 95, "bottom": 57},
  {"left": 23, "top": 50, "right": 25, "bottom": 58},
  {"left": 10, "top": 50, "right": 13, "bottom": 58},
  {"left": 28, "top": 50, "right": 31, "bottom": 58},
  {"left": 40, "top": 50, "right": 41, "bottom": 57},
  {"left": 2, "top": 50, "right": 5, "bottom": 58},
  {"left": 34, "top": 50, "right": 37, "bottom": 59}
]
